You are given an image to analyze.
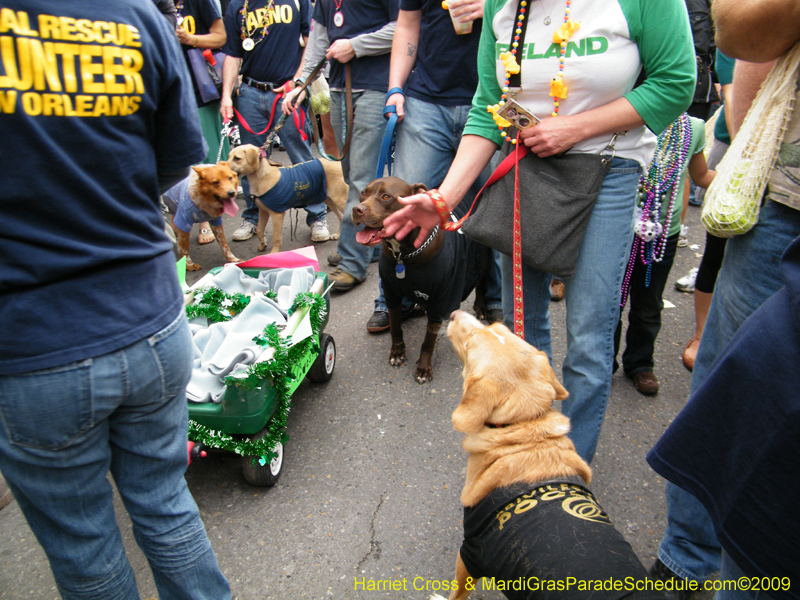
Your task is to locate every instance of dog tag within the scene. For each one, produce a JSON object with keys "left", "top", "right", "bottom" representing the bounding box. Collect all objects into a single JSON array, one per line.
[{"left": 395, "top": 262, "right": 405, "bottom": 279}]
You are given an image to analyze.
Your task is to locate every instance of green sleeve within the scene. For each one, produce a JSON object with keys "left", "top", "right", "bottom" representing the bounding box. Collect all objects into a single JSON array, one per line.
[
  {"left": 715, "top": 50, "right": 735, "bottom": 86},
  {"left": 619, "top": 0, "right": 697, "bottom": 135},
  {"left": 463, "top": 0, "right": 506, "bottom": 144},
  {"left": 690, "top": 116, "right": 707, "bottom": 156}
]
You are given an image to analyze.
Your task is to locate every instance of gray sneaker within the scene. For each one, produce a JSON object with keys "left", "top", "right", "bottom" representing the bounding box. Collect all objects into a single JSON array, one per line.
[
  {"left": 310, "top": 219, "right": 331, "bottom": 242},
  {"left": 232, "top": 220, "right": 256, "bottom": 241}
]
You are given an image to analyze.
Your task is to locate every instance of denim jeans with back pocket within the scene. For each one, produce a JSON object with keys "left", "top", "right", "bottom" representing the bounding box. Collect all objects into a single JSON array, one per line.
[{"left": 0, "top": 311, "right": 230, "bottom": 600}]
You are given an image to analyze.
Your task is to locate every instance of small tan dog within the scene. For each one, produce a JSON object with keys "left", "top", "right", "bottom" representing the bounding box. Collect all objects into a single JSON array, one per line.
[
  {"left": 436, "top": 311, "right": 661, "bottom": 600},
  {"left": 227, "top": 144, "right": 348, "bottom": 253},
  {"left": 163, "top": 162, "right": 240, "bottom": 271}
]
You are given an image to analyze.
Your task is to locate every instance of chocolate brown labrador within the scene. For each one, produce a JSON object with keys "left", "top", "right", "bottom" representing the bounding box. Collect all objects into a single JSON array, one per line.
[{"left": 353, "top": 176, "right": 489, "bottom": 384}]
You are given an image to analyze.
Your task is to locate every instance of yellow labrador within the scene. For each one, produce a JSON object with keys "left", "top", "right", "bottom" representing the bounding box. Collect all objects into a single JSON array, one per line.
[{"left": 436, "top": 311, "right": 659, "bottom": 600}]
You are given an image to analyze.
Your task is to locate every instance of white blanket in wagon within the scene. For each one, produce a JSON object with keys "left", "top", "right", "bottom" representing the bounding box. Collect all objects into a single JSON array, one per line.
[{"left": 185, "top": 265, "right": 316, "bottom": 404}]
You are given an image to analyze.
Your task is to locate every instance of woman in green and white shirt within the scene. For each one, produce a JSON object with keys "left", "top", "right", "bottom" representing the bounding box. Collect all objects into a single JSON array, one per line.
[{"left": 385, "top": 0, "right": 696, "bottom": 462}]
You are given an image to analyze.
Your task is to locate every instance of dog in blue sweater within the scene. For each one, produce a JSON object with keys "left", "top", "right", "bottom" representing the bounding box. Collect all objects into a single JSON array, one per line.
[{"left": 227, "top": 144, "right": 348, "bottom": 254}]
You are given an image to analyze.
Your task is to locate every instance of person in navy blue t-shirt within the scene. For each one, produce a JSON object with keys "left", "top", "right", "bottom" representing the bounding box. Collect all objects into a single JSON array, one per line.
[
  {"left": 366, "top": 0, "right": 507, "bottom": 333},
  {"left": 284, "top": 0, "right": 399, "bottom": 292},
  {"left": 0, "top": 1, "right": 230, "bottom": 598},
  {"left": 220, "top": 0, "right": 331, "bottom": 243},
  {"left": 173, "top": 0, "right": 229, "bottom": 245}
]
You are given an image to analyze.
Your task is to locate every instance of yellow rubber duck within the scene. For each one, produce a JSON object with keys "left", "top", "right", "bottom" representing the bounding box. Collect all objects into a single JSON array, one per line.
[
  {"left": 500, "top": 51, "right": 520, "bottom": 75},
  {"left": 550, "top": 77, "right": 568, "bottom": 99},
  {"left": 553, "top": 20, "right": 580, "bottom": 44}
]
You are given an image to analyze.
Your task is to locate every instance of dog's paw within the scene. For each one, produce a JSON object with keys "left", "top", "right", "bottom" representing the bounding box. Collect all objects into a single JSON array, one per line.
[
  {"left": 226, "top": 255, "right": 242, "bottom": 264},
  {"left": 415, "top": 365, "right": 433, "bottom": 384},
  {"left": 389, "top": 343, "right": 406, "bottom": 366},
  {"left": 429, "top": 595, "right": 448, "bottom": 600},
  {"left": 186, "top": 262, "right": 201, "bottom": 271},
  {"left": 330, "top": 233, "right": 340, "bottom": 240},
  {"left": 257, "top": 242, "right": 267, "bottom": 251}
]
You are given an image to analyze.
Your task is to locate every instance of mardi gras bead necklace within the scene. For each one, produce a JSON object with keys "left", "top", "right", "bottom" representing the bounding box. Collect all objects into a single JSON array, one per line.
[
  {"left": 620, "top": 114, "right": 692, "bottom": 304},
  {"left": 488, "top": 0, "right": 579, "bottom": 144},
  {"left": 175, "top": 0, "right": 188, "bottom": 26},
  {"left": 240, "top": 0, "right": 276, "bottom": 51}
]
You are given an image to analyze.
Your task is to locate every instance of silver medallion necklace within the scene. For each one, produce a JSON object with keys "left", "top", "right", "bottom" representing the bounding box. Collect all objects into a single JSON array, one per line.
[{"left": 541, "top": 0, "right": 559, "bottom": 25}]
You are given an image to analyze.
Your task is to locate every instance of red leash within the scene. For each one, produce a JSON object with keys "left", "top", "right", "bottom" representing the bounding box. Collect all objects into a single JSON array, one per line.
[
  {"left": 511, "top": 133, "right": 524, "bottom": 339},
  {"left": 233, "top": 85, "right": 307, "bottom": 141},
  {"left": 425, "top": 135, "right": 528, "bottom": 338}
]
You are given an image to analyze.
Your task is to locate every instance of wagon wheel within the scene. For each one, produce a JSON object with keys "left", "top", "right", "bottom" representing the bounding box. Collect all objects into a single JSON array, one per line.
[
  {"left": 307, "top": 333, "right": 335, "bottom": 383},
  {"left": 241, "top": 429, "right": 284, "bottom": 486}
]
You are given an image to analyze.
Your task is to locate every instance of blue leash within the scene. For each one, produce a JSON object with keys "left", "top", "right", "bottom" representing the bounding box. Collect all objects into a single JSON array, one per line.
[{"left": 376, "top": 88, "right": 403, "bottom": 178}]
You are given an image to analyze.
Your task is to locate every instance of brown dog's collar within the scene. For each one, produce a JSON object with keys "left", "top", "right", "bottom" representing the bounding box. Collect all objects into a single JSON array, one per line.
[{"left": 389, "top": 225, "right": 439, "bottom": 262}]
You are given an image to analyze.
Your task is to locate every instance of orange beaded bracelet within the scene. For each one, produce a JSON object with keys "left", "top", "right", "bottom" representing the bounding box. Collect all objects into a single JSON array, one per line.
[{"left": 424, "top": 189, "right": 460, "bottom": 231}]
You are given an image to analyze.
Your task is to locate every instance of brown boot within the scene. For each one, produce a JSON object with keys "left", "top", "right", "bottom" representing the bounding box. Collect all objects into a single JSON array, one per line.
[
  {"left": 328, "top": 268, "right": 363, "bottom": 292},
  {"left": 550, "top": 278, "right": 565, "bottom": 301},
  {"left": 632, "top": 371, "right": 659, "bottom": 395}
]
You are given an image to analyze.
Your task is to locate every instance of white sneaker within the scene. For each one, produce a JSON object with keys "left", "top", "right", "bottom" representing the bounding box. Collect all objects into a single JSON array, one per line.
[
  {"left": 675, "top": 267, "right": 698, "bottom": 293},
  {"left": 678, "top": 224, "right": 689, "bottom": 247},
  {"left": 232, "top": 220, "right": 256, "bottom": 241},
  {"left": 310, "top": 219, "right": 331, "bottom": 242}
]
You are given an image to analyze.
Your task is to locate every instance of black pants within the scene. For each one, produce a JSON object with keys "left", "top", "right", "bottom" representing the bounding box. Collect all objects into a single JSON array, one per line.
[
  {"left": 614, "top": 232, "right": 680, "bottom": 376},
  {"left": 696, "top": 231, "right": 727, "bottom": 293}
]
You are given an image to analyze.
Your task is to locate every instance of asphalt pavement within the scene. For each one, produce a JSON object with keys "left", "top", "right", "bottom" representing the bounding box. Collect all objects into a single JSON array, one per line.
[{"left": 0, "top": 154, "right": 710, "bottom": 600}]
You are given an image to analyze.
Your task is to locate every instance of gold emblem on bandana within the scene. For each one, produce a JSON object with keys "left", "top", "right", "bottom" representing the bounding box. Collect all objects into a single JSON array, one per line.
[{"left": 561, "top": 495, "right": 612, "bottom": 524}]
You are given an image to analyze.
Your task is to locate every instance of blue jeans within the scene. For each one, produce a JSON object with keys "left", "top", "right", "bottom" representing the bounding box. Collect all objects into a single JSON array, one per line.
[
  {"left": 373, "top": 97, "right": 500, "bottom": 311},
  {"left": 0, "top": 312, "right": 230, "bottom": 600},
  {"left": 658, "top": 199, "right": 800, "bottom": 580},
  {"left": 714, "top": 551, "right": 776, "bottom": 600},
  {"left": 330, "top": 89, "right": 387, "bottom": 280},
  {"left": 235, "top": 82, "right": 326, "bottom": 227},
  {"left": 501, "top": 157, "right": 641, "bottom": 463}
]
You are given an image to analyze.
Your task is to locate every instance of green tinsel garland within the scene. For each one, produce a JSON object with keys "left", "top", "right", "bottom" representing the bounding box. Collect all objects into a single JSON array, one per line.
[
  {"left": 185, "top": 286, "right": 251, "bottom": 323},
  {"left": 188, "top": 291, "right": 327, "bottom": 466}
]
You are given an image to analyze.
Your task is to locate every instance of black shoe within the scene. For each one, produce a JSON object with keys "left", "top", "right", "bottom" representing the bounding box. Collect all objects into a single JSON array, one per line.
[
  {"left": 649, "top": 559, "right": 698, "bottom": 600},
  {"left": 366, "top": 310, "right": 390, "bottom": 333}
]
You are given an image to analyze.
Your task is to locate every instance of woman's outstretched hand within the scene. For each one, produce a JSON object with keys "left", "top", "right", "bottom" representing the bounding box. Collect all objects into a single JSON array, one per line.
[{"left": 382, "top": 191, "right": 440, "bottom": 248}]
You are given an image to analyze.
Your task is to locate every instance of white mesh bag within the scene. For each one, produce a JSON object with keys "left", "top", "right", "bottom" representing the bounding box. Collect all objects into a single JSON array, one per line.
[
  {"left": 309, "top": 75, "right": 330, "bottom": 115},
  {"left": 701, "top": 42, "right": 800, "bottom": 237}
]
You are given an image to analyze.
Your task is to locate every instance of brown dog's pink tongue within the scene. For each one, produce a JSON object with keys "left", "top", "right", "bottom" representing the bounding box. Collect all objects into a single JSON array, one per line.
[
  {"left": 356, "top": 228, "right": 381, "bottom": 246},
  {"left": 221, "top": 197, "right": 239, "bottom": 218}
]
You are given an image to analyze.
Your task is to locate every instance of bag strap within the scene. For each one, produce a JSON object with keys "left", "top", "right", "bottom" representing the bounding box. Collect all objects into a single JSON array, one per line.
[{"left": 437, "top": 142, "right": 531, "bottom": 232}]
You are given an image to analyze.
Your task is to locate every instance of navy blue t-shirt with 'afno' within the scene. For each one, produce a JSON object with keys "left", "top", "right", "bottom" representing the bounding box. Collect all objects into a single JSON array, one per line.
[{"left": 222, "top": 0, "right": 311, "bottom": 84}]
